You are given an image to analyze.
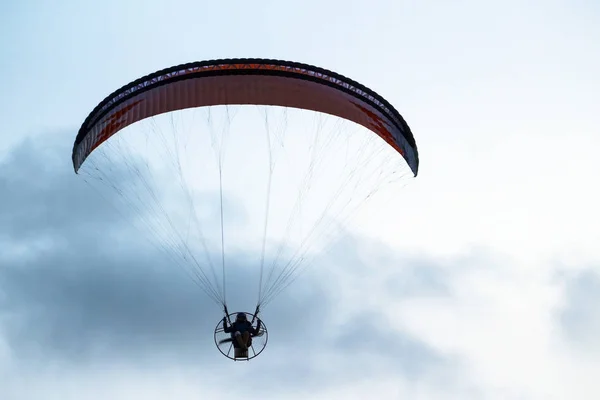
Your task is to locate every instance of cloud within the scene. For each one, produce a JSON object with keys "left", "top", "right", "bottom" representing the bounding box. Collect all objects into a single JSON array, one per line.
[
  {"left": 0, "top": 133, "right": 327, "bottom": 364},
  {"left": 558, "top": 268, "right": 600, "bottom": 352},
  {"left": 0, "top": 132, "right": 449, "bottom": 400}
]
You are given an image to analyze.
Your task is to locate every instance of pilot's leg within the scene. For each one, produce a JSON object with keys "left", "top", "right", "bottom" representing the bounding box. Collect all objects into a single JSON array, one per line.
[
  {"left": 241, "top": 331, "right": 250, "bottom": 348},
  {"left": 234, "top": 331, "right": 245, "bottom": 349}
]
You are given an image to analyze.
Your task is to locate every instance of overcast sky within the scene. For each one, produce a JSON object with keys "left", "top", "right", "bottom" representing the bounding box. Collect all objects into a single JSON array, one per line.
[{"left": 1, "top": 0, "right": 600, "bottom": 399}]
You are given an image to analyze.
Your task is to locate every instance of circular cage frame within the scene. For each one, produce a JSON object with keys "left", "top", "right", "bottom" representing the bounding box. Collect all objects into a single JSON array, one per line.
[{"left": 214, "top": 312, "right": 268, "bottom": 361}]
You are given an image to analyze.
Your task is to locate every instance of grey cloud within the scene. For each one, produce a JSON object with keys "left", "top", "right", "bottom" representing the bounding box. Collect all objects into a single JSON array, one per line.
[
  {"left": 331, "top": 310, "right": 446, "bottom": 379},
  {"left": 0, "top": 133, "right": 334, "bottom": 366},
  {"left": 558, "top": 268, "right": 600, "bottom": 351},
  {"left": 385, "top": 258, "right": 451, "bottom": 298},
  {"left": 1, "top": 132, "right": 449, "bottom": 388}
]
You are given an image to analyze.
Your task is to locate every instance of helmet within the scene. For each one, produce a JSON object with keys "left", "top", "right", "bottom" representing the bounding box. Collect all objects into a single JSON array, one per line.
[{"left": 236, "top": 312, "right": 247, "bottom": 321}]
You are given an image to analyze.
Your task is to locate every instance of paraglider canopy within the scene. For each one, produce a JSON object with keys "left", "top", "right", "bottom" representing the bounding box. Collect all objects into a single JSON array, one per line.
[{"left": 72, "top": 58, "right": 419, "bottom": 176}]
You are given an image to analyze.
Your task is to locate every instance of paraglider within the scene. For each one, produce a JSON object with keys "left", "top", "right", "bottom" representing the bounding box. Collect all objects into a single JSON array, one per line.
[
  {"left": 73, "top": 58, "right": 419, "bottom": 360},
  {"left": 215, "top": 309, "right": 266, "bottom": 360}
]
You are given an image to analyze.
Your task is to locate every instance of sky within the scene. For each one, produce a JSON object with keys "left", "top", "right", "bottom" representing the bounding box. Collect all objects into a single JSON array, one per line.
[{"left": 1, "top": 0, "right": 600, "bottom": 399}]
